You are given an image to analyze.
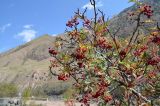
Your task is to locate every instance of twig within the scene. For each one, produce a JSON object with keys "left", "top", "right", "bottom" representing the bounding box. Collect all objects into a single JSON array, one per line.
[
  {"left": 128, "top": 12, "right": 142, "bottom": 47},
  {"left": 90, "top": 0, "right": 98, "bottom": 29},
  {"left": 130, "top": 88, "right": 151, "bottom": 103},
  {"left": 157, "top": 22, "right": 160, "bottom": 31}
]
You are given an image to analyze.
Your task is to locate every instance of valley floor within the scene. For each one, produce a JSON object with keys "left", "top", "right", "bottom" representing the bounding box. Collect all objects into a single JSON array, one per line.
[{"left": 26, "top": 100, "right": 97, "bottom": 106}]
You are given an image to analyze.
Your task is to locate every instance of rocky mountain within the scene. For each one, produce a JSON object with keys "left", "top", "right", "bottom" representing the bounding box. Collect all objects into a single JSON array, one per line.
[
  {"left": 0, "top": 34, "right": 69, "bottom": 92},
  {"left": 109, "top": 0, "right": 160, "bottom": 37}
]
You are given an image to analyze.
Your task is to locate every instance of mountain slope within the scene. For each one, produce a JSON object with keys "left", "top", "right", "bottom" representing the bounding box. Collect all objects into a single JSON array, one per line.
[
  {"left": 108, "top": 0, "right": 160, "bottom": 37},
  {"left": 0, "top": 35, "right": 60, "bottom": 90}
]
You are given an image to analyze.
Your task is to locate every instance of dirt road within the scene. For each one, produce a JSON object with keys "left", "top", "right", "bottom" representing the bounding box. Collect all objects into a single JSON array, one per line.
[{"left": 27, "top": 100, "right": 97, "bottom": 106}]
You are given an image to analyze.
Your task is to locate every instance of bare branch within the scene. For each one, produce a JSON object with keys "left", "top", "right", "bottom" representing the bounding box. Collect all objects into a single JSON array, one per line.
[
  {"left": 130, "top": 88, "right": 151, "bottom": 103},
  {"left": 90, "top": 0, "right": 97, "bottom": 29},
  {"left": 157, "top": 22, "right": 160, "bottom": 31},
  {"left": 127, "top": 12, "right": 142, "bottom": 47},
  {"left": 98, "top": 9, "right": 105, "bottom": 23}
]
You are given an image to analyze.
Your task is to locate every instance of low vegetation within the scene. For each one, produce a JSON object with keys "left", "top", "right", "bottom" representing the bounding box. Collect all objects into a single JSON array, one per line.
[{"left": 0, "top": 83, "right": 18, "bottom": 97}]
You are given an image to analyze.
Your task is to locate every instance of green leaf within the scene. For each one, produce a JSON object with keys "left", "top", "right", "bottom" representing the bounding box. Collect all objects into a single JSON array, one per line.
[
  {"left": 142, "top": 52, "right": 150, "bottom": 59},
  {"left": 128, "top": 0, "right": 137, "bottom": 3},
  {"left": 80, "top": 33, "right": 87, "bottom": 40}
]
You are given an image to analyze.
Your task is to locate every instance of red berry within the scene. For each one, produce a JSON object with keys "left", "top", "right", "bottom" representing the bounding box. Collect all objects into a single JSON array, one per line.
[
  {"left": 77, "top": 62, "right": 84, "bottom": 68},
  {"left": 119, "top": 50, "right": 127, "bottom": 60},
  {"left": 141, "top": 5, "right": 153, "bottom": 18},
  {"left": 75, "top": 53, "right": 85, "bottom": 60},
  {"left": 103, "top": 96, "right": 112, "bottom": 103},
  {"left": 92, "top": 87, "right": 105, "bottom": 98},
  {"left": 66, "top": 21, "right": 73, "bottom": 28},
  {"left": 133, "top": 45, "right": 148, "bottom": 56},
  {"left": 152, "top": 36, "right": 160, "bottom": 45},
  {"left": 83, "top": 19, "right": 90, "bottom": 26},
  {"left": 58, "top": 73, "right": 69, "bottom": 81},
  {"left": 147, "top": 58, "right": 159, "bottom": 65},
  {"left": 49, "top": 48, "right": 58, "bottom": 56}
]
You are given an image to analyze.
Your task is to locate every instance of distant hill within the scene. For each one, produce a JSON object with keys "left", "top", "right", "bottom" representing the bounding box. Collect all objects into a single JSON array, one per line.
[
  {"left": 0, "top": 35, "right": 52, "bottom": 80},
  {"left": 0, "top": 34, "right": 72, "bottom": 94}
]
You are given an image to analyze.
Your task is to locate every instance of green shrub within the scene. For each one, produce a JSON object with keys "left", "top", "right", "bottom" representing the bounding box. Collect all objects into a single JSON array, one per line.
[
  {"left": 43, "top": 83, "right": 68, "bottom": 96},
  {"left": 27, "top": 101, "right": 45, "bottom": 106},
  {"left": 63, "top": 87, "right": 76, "bottom": 100},
  {"left": 31, "top": 87, "right": 47, "bottom": 98},
  {"left": 0, "top": 83, "right": 18, "bottom": 97},
  {"left": 22, "top": 87, "right": 32, "bottom": 104}
]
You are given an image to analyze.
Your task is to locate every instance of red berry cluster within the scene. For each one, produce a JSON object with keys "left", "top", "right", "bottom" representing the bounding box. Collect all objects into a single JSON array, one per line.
[
  {"left": 92, "top": 80, "right": 108, "bottom": 98},
  {"left": 48, "top": 48, "right": 58, "bottom": 56},
  {"left": 92, "top": 87, "right": 105, "bottom": 98},
  {"left": 103, "top": 95, "right": 112, "bottom": 103},
  {"left": 72, "top": 47, "right": 87, "bottom": 60},
  {"left": 66, "top": 16, "right": 79, "bottom": 28},
  {"left": 74, "top": 53, "right": 85, "bottom": 60},
  {"left": 68, "top": 30, "right": 80, "bottom": 38},
  {"left": 133, "top": 45, "right": 148, "bottom": 56},
  {"left": 58, "top": 73, "right": 70, "bottom": 81},
  {"left": 83, "top": 19, "right": 90, "bottom": 27},
  {"left": 119, "top": 50, "right": 127, "bottom": 60},
  {"left": 148, "top": 31, "right": 160, "bottom": 45},
  {"left": 147, "top": 57, "right": 160, "bottom": 66},
  {"left": 96, "top": 37, "right": 112, "bottom": 50},
  {"left": 148, "top": 71, "right": 157, "bottom": 78},
  {"left": 152, "top": 36, "right": 160, "bottom": 45},
  {"left": 76, "top": 47, "right": 87, "bottom": 53},
  {"left": 119, "top": 46, "right": 131, "bottom": 60},
  {"left": 140, "top": 5, "right": 153, "bottom": 18},
  {"left": 77, "top": 62, "right": 85, "bottom": 68},
  {"left": 79, "top": 93, "right": 92, "bottom": 106}
]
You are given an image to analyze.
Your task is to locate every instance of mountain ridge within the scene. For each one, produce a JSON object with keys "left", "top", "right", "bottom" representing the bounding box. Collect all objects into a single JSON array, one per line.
[
  {"left": 0, "top": 35, "right": 53, "bottom": 56},
  {"left": 109, "top": 0, "right": 160, "bottom": 37}
]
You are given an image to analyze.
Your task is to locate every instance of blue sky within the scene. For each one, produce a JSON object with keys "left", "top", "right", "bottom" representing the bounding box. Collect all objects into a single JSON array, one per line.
[{"left": 0, "top": 0, "right": 134, "bottom": 53}]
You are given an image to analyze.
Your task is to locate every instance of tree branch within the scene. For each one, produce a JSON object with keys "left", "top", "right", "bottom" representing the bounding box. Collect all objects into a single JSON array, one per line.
[{"left": 130, "top": 88, "right": 151, "bottom": 103}]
